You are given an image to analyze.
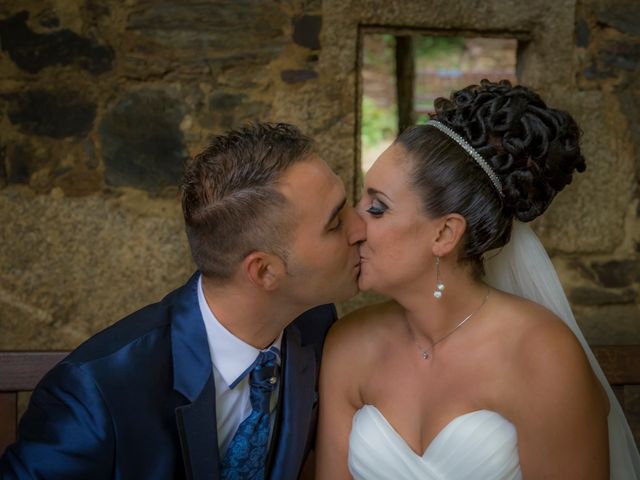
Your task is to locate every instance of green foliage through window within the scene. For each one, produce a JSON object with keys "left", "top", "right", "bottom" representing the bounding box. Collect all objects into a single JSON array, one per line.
[
  {"left": 361, "top": 95, "right": 397, "bottom": 149},
  {"left": 414, "top": 37, "right": 465, "bottom": 60}
]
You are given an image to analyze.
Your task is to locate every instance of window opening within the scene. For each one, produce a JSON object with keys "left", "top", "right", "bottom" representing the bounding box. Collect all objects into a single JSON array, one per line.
[{"left": 361, "top": 34, "right": 518, "bottom": 173}]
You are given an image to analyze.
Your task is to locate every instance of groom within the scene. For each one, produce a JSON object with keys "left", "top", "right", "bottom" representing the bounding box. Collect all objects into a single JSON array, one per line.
[{"left": 0, "top": 123, "right": 365, "bottom": 479}]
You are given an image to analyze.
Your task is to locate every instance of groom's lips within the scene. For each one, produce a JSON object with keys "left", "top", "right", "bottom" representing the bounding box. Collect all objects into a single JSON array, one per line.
[{"left": 352, "top": 257, "right": 361, "bottom": 271}]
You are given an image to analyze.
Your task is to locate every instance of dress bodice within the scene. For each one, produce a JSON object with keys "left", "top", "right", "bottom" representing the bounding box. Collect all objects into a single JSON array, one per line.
[{"left": 348, "top": 405, "right": 522, "bottom": 480}]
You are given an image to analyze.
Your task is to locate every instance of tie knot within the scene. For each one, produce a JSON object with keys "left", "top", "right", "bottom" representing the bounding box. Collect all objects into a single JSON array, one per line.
[
  {"left": 249, "top": 348, "right": 279, "bottom": 413},
  {"left": 256, "top": 348, "right": 278, "bottom": 369}
]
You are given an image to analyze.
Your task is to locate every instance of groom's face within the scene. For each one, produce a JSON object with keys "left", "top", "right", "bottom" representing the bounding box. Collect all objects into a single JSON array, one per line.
[{"left": 276, "top": 154, "right": 365, "bottom": 306}]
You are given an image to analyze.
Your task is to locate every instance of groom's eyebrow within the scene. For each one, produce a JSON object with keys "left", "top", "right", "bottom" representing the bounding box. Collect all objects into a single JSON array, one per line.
[{"left": 324, "top": 197, "right": 347, "bottom": 229}]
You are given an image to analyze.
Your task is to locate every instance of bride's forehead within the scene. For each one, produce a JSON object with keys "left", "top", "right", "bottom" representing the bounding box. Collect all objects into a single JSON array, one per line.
[{"left": 366, "top": 147, "right": 412, "bottom": 188}]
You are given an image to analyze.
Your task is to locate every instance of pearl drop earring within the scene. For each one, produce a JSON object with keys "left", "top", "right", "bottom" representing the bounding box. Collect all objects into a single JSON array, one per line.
[{"left": 434, "top": 256, "right": 445, "bottom": 299}]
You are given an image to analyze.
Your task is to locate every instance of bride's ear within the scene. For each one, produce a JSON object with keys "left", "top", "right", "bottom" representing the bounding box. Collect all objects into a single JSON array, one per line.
[{"left": 432, "top": 214, "right": 466, "bottom": 257}]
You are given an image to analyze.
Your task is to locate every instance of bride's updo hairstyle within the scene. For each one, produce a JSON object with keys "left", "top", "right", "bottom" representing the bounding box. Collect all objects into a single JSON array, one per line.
[{"left": 397, "top": 79, "right": 586, "bottom": 277}]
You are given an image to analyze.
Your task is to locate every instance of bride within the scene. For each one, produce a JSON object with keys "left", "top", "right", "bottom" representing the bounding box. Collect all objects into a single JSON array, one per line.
[{"left": 315, "top": 80, "right": 640, "bottom": 479}]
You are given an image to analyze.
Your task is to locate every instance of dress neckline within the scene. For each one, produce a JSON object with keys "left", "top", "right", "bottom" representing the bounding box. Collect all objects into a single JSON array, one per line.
[{"left": 358, "top": 404, "right": 510, "bottom": 458}]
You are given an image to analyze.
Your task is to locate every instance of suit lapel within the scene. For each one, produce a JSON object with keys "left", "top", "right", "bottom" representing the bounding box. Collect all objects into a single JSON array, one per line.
[
  {"left": 176, "top": 374, "right": 220, "bottom": 480},
  {"left": 171, "top": 273, "right": 220, "bottom": 479},
  {"left": 269, "top": 324, "right": 317, "bottom": 479}
]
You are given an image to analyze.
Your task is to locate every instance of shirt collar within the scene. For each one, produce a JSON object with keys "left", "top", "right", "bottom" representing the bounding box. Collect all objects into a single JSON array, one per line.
[{"left": 197, "top": 274, "right": 283, "bottom": 388}]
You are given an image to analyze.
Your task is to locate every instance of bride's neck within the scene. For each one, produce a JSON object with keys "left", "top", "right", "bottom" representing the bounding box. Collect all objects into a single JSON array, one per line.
[{"left": 397, "top": 269, "right": 489, "bottom": 346}]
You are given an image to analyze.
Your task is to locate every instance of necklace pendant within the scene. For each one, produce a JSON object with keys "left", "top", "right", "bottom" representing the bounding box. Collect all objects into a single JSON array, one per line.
[{"left": 422, "top": 351, "right": 429, "bottom": 360}]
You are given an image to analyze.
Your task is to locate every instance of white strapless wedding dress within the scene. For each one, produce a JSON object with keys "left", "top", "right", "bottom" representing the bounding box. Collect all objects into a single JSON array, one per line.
[{"left": 348, "top": 405, "right": 522, "bottom": 479}]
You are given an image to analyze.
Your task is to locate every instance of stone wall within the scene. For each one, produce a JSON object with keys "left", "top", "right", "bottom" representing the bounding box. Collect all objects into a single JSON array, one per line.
[
  {"left": 552, "top": 0, "right": 640, "bottom": 347},
  {"left": 0, "top": 0, "right": 329, "bottom": 349},
  {"left": 1, "top": 0, "right": 639, "bottom": 437}
]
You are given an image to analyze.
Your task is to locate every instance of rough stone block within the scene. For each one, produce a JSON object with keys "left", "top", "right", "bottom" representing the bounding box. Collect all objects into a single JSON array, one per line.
[
  {"left": 591, "top": 259, "right": 640, "bottom": 288},
  {"left": 535, "top": 91, "right": 634, "bottom": 253},
  {"left": 0, "top": 188, "right": 193, "bottom": 349},
  {"left": 36, "top": 8, "right": 59, "bottom": 29},
  {"left": 569, "top": 286, "right": 637, "bottom": 305},
  {"left": 576, "top": 305, "right": 640, "bottom": 345},
  {"left": 0, "top": 146, "right": 6, "bottom": 188},
  {"left": 123, "top": 1, "right": 286, "bottom": 77},
  {"left": 596, "top": 1, "right": 640, "bottom": 36},
  {"left": 100, "top": 89, "right": 187, "bottom": 190},
  {"left": 0, "top": 139, "right": 102, "bottom": 196},
  {"left": 208, "top": 92, "right": 268, "bottom": 130},
  {"left": 0, "top": 11, "right": 114, "bottom": 74},
  {"left": 576, "top": 17, "right": 590, "bottom": 48},
  {"left": 2, "top": 143, "right": 31, "bottom": 185},
  {"left": 597, "top": 40, "right": 640, "bottom": 74},
  {"left": 3, "top": 90, "right": 96, "bottom": 139},
  {"left": 281, "top": 69, "right": 318, "bottom": 83},
  {"left": 292, "top": 15, "right": 322, "bottom": 50},
  {"left": 210, "top": 92, "right": 247, "bottom": 111},
  {"left": 617, "top": 87, "right": 640, "bottom": 179}
]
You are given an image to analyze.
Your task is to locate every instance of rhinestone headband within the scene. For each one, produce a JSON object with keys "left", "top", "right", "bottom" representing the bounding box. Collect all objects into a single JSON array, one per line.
[{"left": 425, "top": 120, "right": 503, "bottom": 196}]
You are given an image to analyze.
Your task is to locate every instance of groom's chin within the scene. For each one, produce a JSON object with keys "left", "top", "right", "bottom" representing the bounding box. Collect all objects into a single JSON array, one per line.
[{"left": 329, "top": 279, "right": 361, "bottom": 303}]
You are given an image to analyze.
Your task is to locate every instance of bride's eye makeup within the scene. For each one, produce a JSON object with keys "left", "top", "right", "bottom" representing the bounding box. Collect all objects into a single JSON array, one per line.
[{"left": 366, "top": 199, "right": 388, "bottom": 217}]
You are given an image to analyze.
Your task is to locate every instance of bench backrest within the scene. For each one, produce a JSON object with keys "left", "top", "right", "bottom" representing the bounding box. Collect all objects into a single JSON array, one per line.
[
  {"left": 0, "top": 351, "right": 69, "bottom": 454},
  {"left": 1, "top": 346, "right": 639, "bottom": 455}
]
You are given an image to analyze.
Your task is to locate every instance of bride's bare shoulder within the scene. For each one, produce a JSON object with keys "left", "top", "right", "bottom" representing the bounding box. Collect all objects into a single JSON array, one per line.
[
  {"left": 496, "top": 292, "right": 576, "bottom": 343},
  {"left": 494, "top": 291, "right": 605, "bottom": 408},
  {"left": 323, "top": 300, "right": 402, "bottom": 361},
  {"left": 493, "top": 292, "right": 580, "bottom": 358},
  {"left": 319, "top": 301, "right": 402, "bottom": 407}
]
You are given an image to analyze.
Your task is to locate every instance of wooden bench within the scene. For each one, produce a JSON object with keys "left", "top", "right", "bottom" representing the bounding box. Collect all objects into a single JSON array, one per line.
[
  {"left": 0, "top": 351, "right": 69, "bottom": 455},
  {"left": 591, "top": 345, "right": 640, "bottom": 410},
  {"left": 1, "top": 347, "right": 639, "bottom": 456}
]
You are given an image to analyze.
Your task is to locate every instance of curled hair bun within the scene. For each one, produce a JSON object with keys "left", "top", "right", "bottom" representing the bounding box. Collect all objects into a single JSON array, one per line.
[{"left": 434, "top": 79, "right": 586, "bottom": 222}]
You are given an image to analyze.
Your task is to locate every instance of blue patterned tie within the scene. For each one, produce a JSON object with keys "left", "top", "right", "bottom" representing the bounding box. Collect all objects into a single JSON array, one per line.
[{"left": 221, "top": 347, "right": 280, "bottom": 480}]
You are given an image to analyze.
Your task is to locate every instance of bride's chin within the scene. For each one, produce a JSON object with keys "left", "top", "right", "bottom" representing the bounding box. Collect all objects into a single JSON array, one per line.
[
  {"left": 357, "top": 272, "right": 379, "bottom": 294},
  {"left": 357, "top": 273, "right": 372, "bottom": 292}
]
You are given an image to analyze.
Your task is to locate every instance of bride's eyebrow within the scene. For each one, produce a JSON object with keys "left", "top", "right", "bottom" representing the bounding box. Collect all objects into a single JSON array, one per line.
[{"left": 366, "top": 187, "right": 392, "bottom": 203}]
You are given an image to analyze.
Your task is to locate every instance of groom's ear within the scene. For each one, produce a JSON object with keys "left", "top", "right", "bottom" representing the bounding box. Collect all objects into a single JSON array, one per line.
[
  {"left": 432, "top": 214, "right": 466, "bottom": 257},
  {"left": 242, "top": 251, "right": 286, "bottom": 291}
]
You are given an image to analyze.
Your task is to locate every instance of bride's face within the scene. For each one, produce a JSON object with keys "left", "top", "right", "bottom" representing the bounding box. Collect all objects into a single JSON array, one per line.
[{"left": 356, "top": 144, "right": 438, "bottom": 294}]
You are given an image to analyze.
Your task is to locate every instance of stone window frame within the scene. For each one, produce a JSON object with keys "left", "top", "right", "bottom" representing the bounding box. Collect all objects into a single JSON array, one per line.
[
  {"left": 313, "top": 1, "right": 624, "bottom": 254},
  {"left": 355, "top": 25, "right": 529, "bottom": 187}
]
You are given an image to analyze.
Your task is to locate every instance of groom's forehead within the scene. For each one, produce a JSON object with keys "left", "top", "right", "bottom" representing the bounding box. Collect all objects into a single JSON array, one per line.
[
  {"left": 277, "top": 156, "right": 345, "bottom": 225},
  {"left": 279, "top": 156, "right": 341, "bottom": 201}
]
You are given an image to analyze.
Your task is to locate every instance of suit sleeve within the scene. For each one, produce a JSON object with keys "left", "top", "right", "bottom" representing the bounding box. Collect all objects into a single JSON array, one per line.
[{"left": 0, "top": 362, "right": 115, "bottom": 480}]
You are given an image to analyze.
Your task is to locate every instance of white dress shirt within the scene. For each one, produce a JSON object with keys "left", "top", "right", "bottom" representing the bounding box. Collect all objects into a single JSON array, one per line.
[{"left": 197, "top": 275, "right": 282, "bottom": 456}]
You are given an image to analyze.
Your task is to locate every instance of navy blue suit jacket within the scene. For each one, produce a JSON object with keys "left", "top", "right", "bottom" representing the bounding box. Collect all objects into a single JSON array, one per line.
[{"left": 0, "top": 273, "right": 336, "bottom": 479}]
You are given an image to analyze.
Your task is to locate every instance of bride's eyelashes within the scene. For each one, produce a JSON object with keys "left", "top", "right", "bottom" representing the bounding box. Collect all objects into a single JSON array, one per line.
[{"left": 366, "top": 199, "right": 388, "bottom": 217}]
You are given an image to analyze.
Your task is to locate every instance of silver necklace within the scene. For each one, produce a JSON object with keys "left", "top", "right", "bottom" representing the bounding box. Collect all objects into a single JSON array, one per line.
[{"left": 407, "top": 289, "right": 491, "bottom": 360}]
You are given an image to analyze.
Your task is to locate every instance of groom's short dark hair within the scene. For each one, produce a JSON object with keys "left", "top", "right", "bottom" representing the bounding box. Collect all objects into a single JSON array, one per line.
[{"left": 181, "top": 122, "right": 313, "bottom": 281}]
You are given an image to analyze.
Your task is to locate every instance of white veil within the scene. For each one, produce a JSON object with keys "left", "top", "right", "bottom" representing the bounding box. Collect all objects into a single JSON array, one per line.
[{"left": 484, "top": 221, "right": 640, "bottom": 478}]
